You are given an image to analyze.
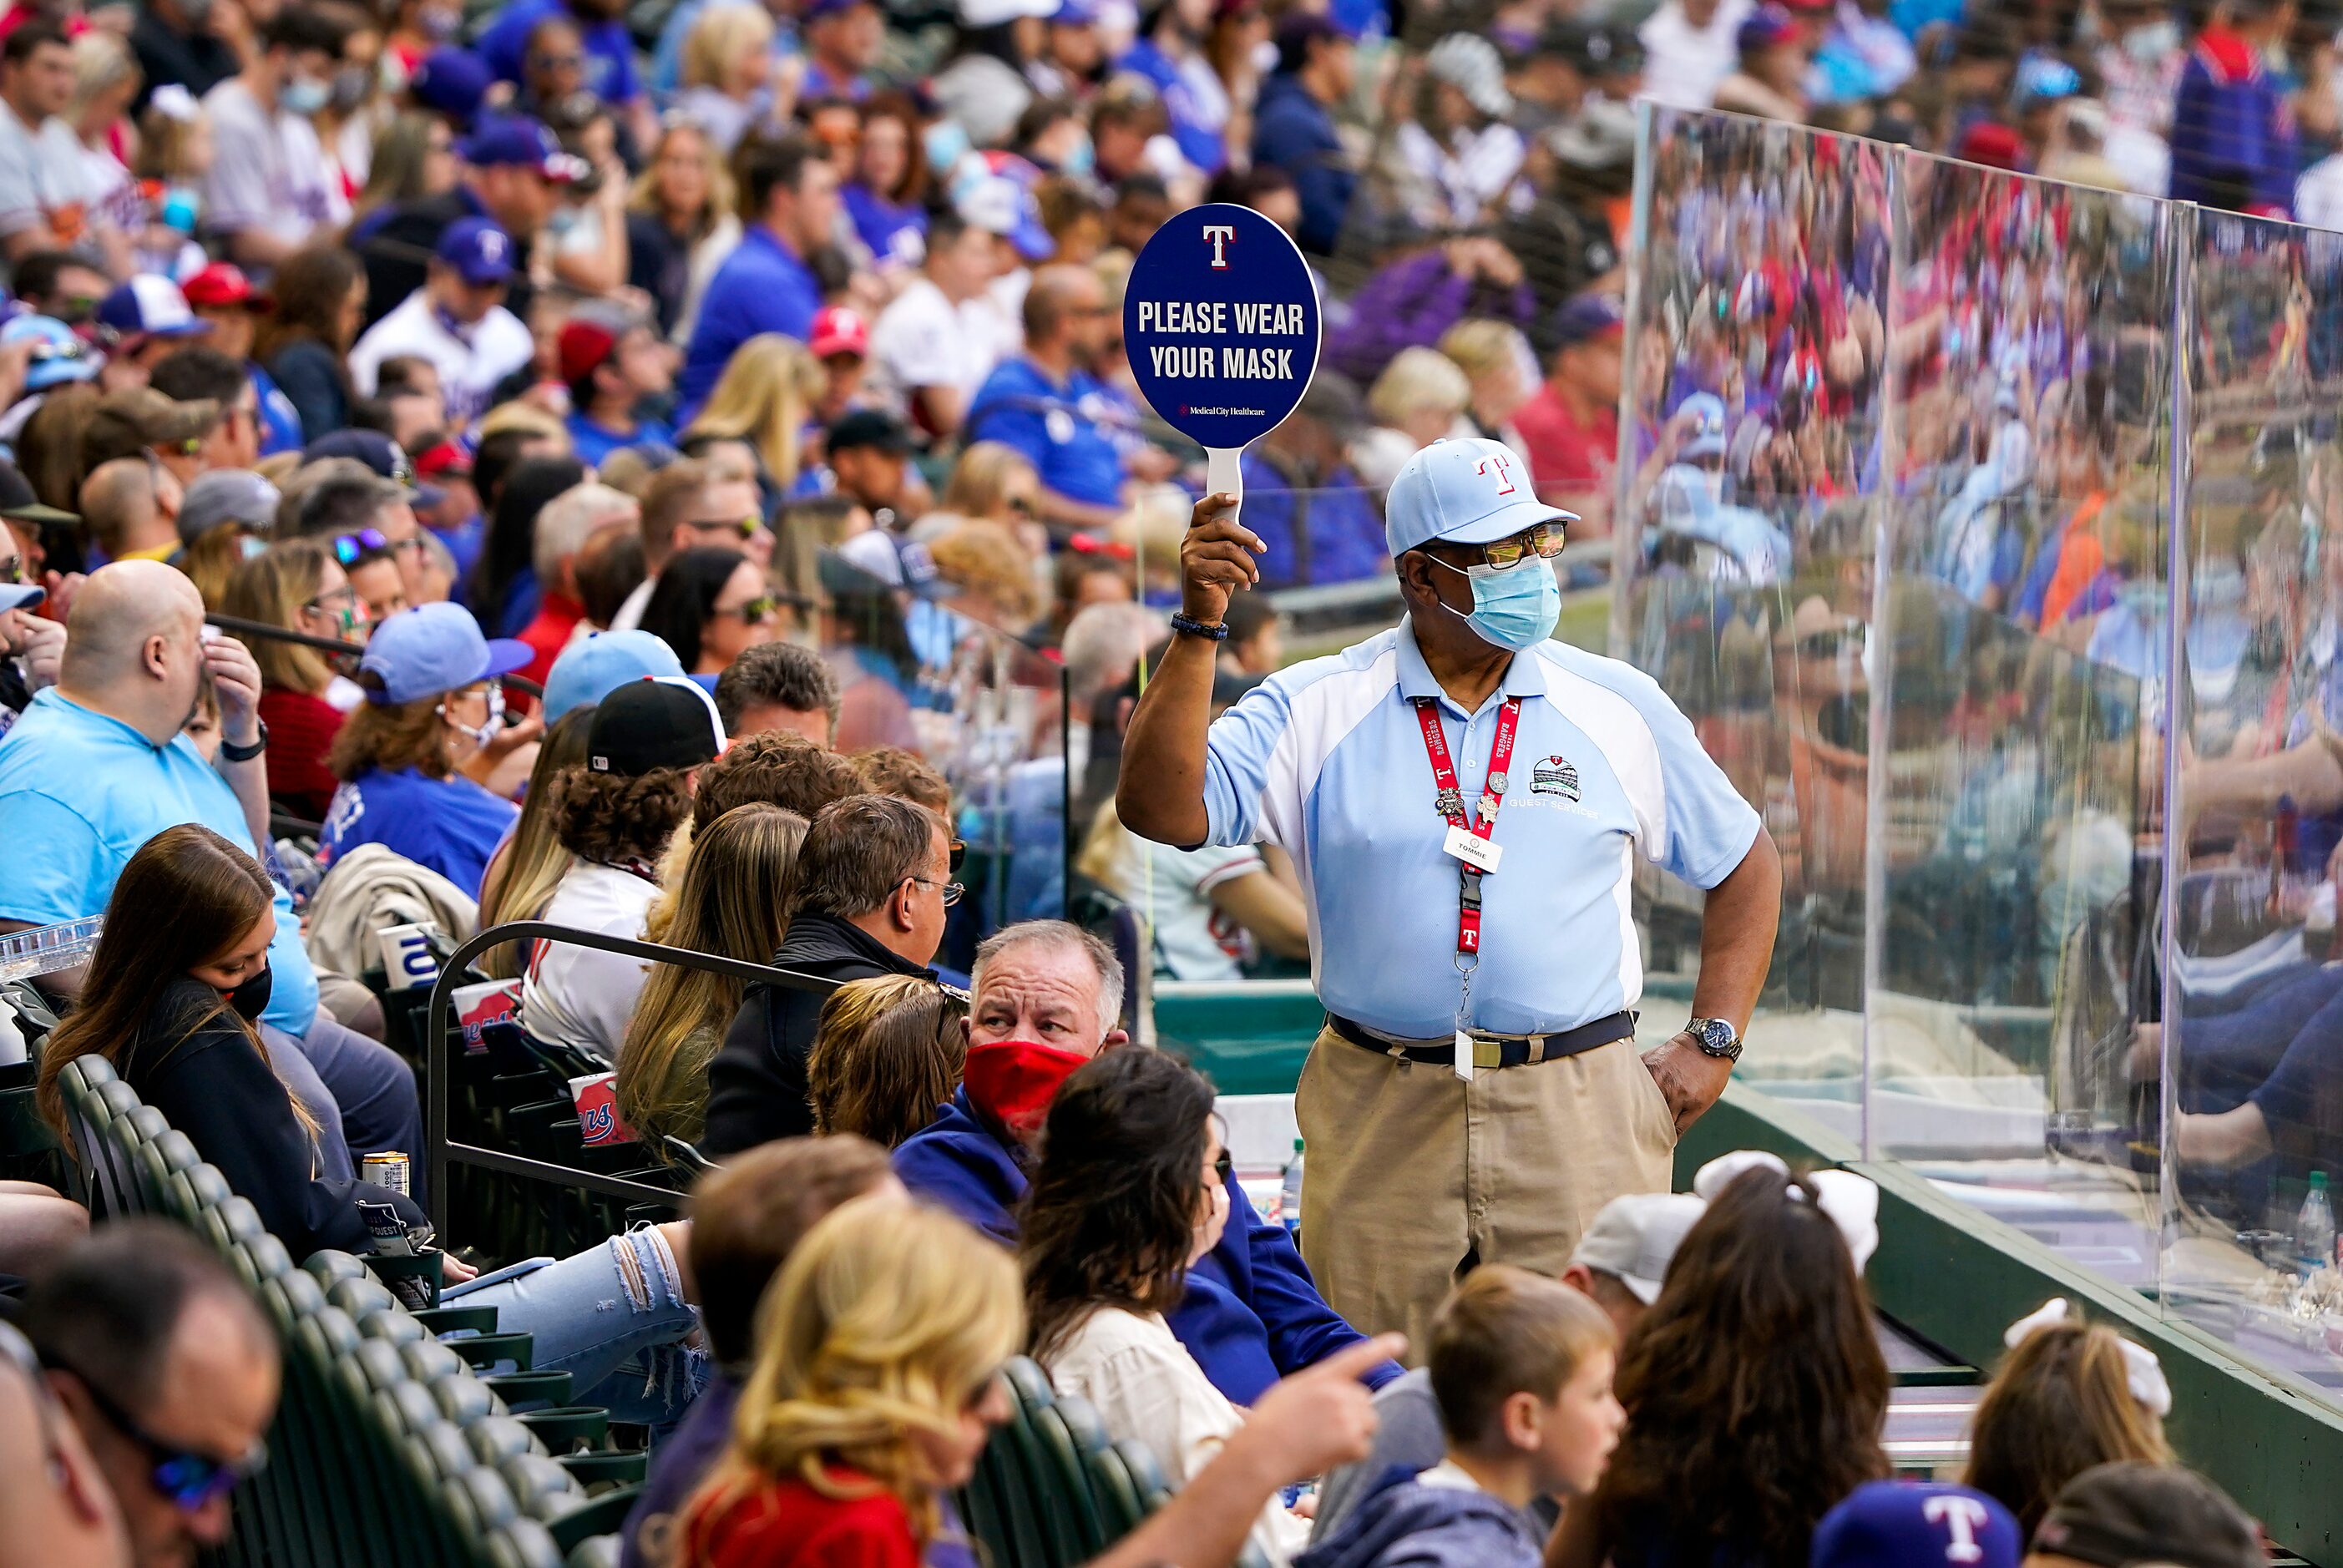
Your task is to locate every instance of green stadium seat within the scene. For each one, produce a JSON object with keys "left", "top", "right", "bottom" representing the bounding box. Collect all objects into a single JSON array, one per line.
[
  {"left": 400, "top": 1338, "right": 472, "bottom": 1385},
  {"left": 484, "top": 1371, "right": 573, "bottom": 1413},
  {"left": 544, "top": 1489, "right": 644, "bottom": 1556},
  {"left": 417, "top": 1304, "right": 502, "bottom": 1336},
  {"left": 305, "top": 1249, "right": 372, "bottom": 1287},
  {"left": 233, "top": 1232, "right": 293, "bottom": 1286},
  {"left": 377, "top": 1381, "right": 447, "bottom": 1438},
  {"left": 358, "top": 1308, "right": 429, "bottom": 1348},
  {"left": 433, "top": 1375, "right": 501, "bottom": 1428},
  {"left": 1112, "top": 1439, "right": 1172, "bottom": 1514},
  {"left": 352, "top": 1340, "right": 411, "bottom": 1396},
  {"left": 1029, "top": 1402, "right": 1108, "bottom": 1562},
  {"left": 468, "top": 1415, "right": 548, "bottom": 1466},
  {"left": 500, "top": 1453, "right": 581, "bottom": 1518},
  {"left": 518, "top": 1406, "right": 609, "bottom": 1454},
  {"left": 554, "top": 1451, "right": 646, "bottom": 1491},
  {"left": 565, "top": 1534, "right": 623, "bottom": 1568},
  {"left": 448, "top": 1332, "right": 537, "bottom": 1372},
  {"left": 491, "top": 1516, "right": 569, "bottom": 1568},
  {"left": 1082, "top": 1442, "right": 1146, "bottom": 1539},
  {"left": 331, "top": 1276, "right": 403, "bottom": 1318}
]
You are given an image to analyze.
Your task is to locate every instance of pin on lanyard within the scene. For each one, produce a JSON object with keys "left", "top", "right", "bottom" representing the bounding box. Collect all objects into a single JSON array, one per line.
[{"left": 1413, "top": 695, "right": 1521, "bottom": 1080}]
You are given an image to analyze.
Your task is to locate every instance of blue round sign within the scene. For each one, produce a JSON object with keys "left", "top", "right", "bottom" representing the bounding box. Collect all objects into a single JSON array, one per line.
[{"left": 1123, "top": 201, "right": 1321, "bottom": 451}]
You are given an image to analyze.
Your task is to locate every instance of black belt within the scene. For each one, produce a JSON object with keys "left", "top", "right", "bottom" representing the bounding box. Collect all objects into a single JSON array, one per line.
[{"left": 1325, "top": 1009, "right": 1636, "bottom": 1070}]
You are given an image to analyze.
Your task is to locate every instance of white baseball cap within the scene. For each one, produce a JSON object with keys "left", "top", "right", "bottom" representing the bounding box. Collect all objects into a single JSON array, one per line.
[{"left": 1567, "top": 1191, "right": 1708, "bottom": 1302}]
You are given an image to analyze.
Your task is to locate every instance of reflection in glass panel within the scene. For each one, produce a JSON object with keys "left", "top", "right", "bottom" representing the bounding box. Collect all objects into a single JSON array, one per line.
[
  {"left": 2166, "top": 215, "right": 2343, "bottom": 1402},
  {"left": 1619, "top": 105, "right": 1891, "bottom": 1126},
  {"left": 1874, "top": 154, "right": 2175, "bottom": 1296}
]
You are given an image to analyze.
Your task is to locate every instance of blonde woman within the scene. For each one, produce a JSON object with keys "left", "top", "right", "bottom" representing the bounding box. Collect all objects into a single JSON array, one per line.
[
  {"left": 223, "top": 538, "right": 370, "bottom": 822},
  {"left": 1351, "top": 346, "right": 1473, "bottom": 488},
  {"left": 683, "top": 334, "right": 826, "bottom": 497},
  {"left": 805, "top": 975, "right": 967, "bottom": 1150},
  {"left": 676, "top": 1201, "right": 1020, "bottom": 1567},
  {"left": 1437, "top": 317, "right": 1535, "bottom": 452},
  {"left": 939, "top": 441, "right": 1045, "bottom": 558},
  {"left": 66, "top": 31, "right": 140, "bottom": 281},
  {"left": 677, "top": 4, "right": 779, "bottom": 155},
  {"left": 630, "top": 120, "right": 741, "bottom": 344},
  {"left": 615, "top": 802, "right": 807, "bottom": 1151},
  {"left": 927, "top": 518, "right": 1046, "bottom": 634},
  {"left": 472, "top": 707, "right": 595, "bottom": 978}
]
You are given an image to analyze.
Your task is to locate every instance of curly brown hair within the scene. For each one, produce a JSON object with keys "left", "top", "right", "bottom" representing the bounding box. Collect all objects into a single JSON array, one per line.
[
  {"left": 849, "top": 745, "right": 949, "bottom": 813},
  {"left": 546, "top": 765, "right": 695, "bottom": 864},
  {"left": 1591, "top": 1165, "right": 1890, "bottom": 1568},
  {"left": 692, "top": 731, "right": 863, "bottom": 824}
]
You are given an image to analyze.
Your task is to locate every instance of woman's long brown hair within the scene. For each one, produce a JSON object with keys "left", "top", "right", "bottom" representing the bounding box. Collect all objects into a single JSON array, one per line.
[
  {"left": 1592, "top": 1165, "right": 1890, "bottom": 1568},
  {"left": 37, "top": 825, "right": 285, "bottom": 1141},
  {"left": 1964, "top": 1319, "right": 2173, "bottom": 1537}
]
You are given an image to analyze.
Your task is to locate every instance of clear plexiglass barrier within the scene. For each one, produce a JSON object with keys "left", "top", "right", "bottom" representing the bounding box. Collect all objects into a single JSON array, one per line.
[{"left": 1620, "top": 101, "right": 2343, "bottom": 1406}]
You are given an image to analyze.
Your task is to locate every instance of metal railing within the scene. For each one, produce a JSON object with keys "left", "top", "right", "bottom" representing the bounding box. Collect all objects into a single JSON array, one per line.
[{"left": 422, "top": 919, "right": 837, "bottom": 1231}]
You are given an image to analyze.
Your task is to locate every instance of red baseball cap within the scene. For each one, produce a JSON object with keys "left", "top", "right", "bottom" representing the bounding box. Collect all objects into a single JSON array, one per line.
[
  {"left": 809, "top": 305, "right": 869, "bottom": 361},
  {"left": 414, "top": 439, "right": 473, "bottom": 480},
  {"left": 180, "top": 262, "right": 268, "bottom": 311},
  {"left": 557, "top": 318, "right": 620, "bottom": 385}
]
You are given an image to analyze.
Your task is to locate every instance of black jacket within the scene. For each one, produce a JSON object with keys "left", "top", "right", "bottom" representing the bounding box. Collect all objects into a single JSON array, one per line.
[
  {"left": 698, "top": 912, "right": 936, "bottom": 1157},
  {"left": 120, "top": 978, "right": 423, "bottom": 1258}
]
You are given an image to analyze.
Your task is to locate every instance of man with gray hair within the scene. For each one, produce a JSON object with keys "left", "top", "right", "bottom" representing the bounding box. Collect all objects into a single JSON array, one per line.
[
  {"left": 291, "top": 465, "right": 434, "bottom": 609},
  {"left": 0, "top": 559, "right": 425, "bottom": 1190},
  {"left": 893, "top": 918, "right": 1399, "bottom": 1406},
  {"left": 514, "top": 481, "right": 639, "bottom": 690},
  {"left": 699, "top": 792, "right": 954, "bottom": 1156}
]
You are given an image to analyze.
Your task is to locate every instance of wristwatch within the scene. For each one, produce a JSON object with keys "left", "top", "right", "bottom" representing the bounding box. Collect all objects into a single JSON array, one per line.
[
  {"left": 220, "top": 720, "right": 269, "bottom": 765},
  {"left": 1683, "top": 1017, "right": 1743, "bottom": 1062}
]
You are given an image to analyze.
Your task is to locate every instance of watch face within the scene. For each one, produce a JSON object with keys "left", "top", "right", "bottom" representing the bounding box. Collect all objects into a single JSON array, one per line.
[{"left": 1694, "top": 1018, "right": 1738, "bottom": 1055}]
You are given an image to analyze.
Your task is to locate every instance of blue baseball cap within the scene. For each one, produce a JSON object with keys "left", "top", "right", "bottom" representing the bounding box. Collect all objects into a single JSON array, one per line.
[
  {"left": 301, "top": 427, "right": 447, "bottom": 511},
  {"left": 542, "top": 630, "right": 686, "bottom": 723},
  {"left": 1812, "top": 1484, "right": 2022, "bottom": 1568},
  {"left": 1677, "top": 391, "right": 1728, "bottom": 459},
  {"left": 359, "top": 602, "right": 532, "bottom": 706},
  {"left": 2, "top": 314, "right": 98, "bottom": 390},
  {"left": 957, "top": 174, "right": 1055, "bottom": 264},
  {"left": 97, "top": 275, "right": 210, "bottom": 340},
  {"left": 1551, "top": 291, "right": 1625, "bottom": 349},
  {"left": 408, "top": 45, "right": 493, "bottom": 127},
  {"left": 1383, "top": 437, "right": 1572, "bottom": 558},
  {"left": 436, "top": 217, "right": 517, "bottom": 287},
  {"left": 457, "top": 114, "right": 588, "bottom": 182}
]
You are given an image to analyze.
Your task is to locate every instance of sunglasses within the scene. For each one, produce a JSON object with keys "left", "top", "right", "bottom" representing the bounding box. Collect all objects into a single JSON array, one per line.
[
  {"left": 1446, "top": 523, "right": 1568, "bottom": 572},
  {"left": 0, "top": 553, "right": 19, "bottom": 584},
  {"left": 718, "top": 594, "right": 782, "bottom": 624},
  {"left": 331, "top": 529, "right": 391, "bottom": 565},
  {"left": 906, "top": 873, "right": 964, "bottom": 908},
  {"left": 42, "top": 1349, "right": 266, "bottom": 1513},
  {"left": 684, "top": 515, "right": 762, "bottom": 541},
  {"left": 1212, "top": 1148, "right": 1234, "bottom": 1187},
  {"left": 22, "top": 336, "right": 87, "bottom": 363},
  {"left": 949, "top": 837, "right": 965, "bottom": 873}
]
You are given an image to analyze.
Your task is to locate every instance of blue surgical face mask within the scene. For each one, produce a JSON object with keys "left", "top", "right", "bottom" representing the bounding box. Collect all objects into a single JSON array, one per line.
[
  {"left": 924, "top": 120, "right": 971, "bottom": 180},
  {"left": 280, "top": 74, "right": 331, "bottom": 116},
  {"left": 1061, "top": 133, "right": 1096, "bottom": 176},
  {"left": 239, "top": 534, "right": 269, "bottom": 559},
  {"left": 1429, "top": 555, "right": 1561, "bottom": 650}
]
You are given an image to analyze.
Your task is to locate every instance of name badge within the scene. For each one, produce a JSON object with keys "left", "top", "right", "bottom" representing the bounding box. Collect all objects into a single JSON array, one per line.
[
  {"left": 1444, "top": 824, "right": 1503, "bottom": 875},
  {"left": 1454, "top": 1029, "right": 1475, "bottom": 1082}
]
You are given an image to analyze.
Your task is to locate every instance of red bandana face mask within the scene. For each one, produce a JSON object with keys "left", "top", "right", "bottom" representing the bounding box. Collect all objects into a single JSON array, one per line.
[{"left": 962, "top": 1039, "right": 1092, "bottom": 1142}]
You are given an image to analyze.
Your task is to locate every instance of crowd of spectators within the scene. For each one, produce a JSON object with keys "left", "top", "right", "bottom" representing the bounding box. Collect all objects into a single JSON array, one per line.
[{"left": 0, "top": 0, "right": 2315, "bottom": 1563}]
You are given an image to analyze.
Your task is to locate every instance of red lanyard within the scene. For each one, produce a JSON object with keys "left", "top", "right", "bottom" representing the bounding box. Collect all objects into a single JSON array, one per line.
[{"left": 1413, "top": 695, "right": 1521, "bottom": 958}]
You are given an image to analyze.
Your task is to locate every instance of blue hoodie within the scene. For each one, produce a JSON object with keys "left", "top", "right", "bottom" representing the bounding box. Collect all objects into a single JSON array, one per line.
[
  {"left": 2169, "top": 27, "right": 2297, "bottom": 215},
  {"left": 1252, "top": 72, "right": 1354, "bottom": 255},
  {"left": 893, "top": 1088, "right": 1402, "bottom": 1406},
  {"left": 1294, "top": 1464, "right": 1544, "bottom": 1568}
]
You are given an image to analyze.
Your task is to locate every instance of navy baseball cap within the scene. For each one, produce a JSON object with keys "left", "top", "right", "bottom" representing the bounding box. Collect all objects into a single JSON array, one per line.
[
  {"left": 360, "top": 602, "right": 532, "bottom": 706},
  {"left": 586, "top": 676, "right": 726, "bottom": 776},
  {"left": 1812, "top": 1484, "right": 2022, "bottom": 1568},
  {"left": 302, "top": 428, "right": 447, "bottom": 510},
  {"left": 437, "top": 217, "right": 516, "bottom": 287},
  {"left": 408, "top": 45, "right": 493, "bottom": 127},
  {"left": 543, "top": 631, "right": 686, "bottom": 723},
  {"left": 458, "top": 114, "right": 588, "bottom": 182},
  {"left": 1384, "top": 437, "right": 1573, "bottom": 557},
  {"left": 1552, "top": 291, "right": 1625, "bottom": 349},
  {"left": 97, "top": 275, "right": 210, "bottom": 340}
]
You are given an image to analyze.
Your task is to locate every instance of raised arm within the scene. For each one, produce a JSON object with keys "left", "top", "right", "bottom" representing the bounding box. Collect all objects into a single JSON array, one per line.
[{"left": 1116, "top": 493, "right": 1263, "bottom": 847}]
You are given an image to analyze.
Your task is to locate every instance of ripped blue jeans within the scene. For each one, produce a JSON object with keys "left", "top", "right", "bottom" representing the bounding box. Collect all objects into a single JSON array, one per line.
[{"left": 443, "top": 1227, "right": 706, "bottom": 1429}]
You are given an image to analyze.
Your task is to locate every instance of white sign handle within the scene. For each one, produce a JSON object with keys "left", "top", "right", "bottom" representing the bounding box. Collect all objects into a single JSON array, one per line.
[{"left": 1206, "top": 446, "right": 1244, "bottom": 529}]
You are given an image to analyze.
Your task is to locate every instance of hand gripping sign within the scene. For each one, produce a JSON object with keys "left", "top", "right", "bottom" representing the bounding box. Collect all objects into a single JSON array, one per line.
[{"left": 1123, "top": 201, "right": 1323, "bottom": 527}]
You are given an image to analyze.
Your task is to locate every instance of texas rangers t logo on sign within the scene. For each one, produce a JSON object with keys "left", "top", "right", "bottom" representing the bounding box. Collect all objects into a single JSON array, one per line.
[
  {"left": 1202, "top": 224, "right": 1236, "bottom": 268},
  {"left": 1478, "top": 453, "right": 1516, "bottom": 495}
]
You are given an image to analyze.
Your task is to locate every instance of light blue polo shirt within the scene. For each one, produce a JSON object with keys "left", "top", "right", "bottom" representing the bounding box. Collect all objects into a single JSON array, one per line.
[
  {"left": 1202, "top": 621, "right": 1760, "bottom": 1040},
  {"left": 0, "top": 690, "right": 321, "bottom": 1037}
]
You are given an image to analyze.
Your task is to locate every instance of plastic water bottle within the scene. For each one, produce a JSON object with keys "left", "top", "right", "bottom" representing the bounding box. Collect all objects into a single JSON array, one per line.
[
  {"left": 1280, "top": 1139, "right": 1304, "bottom": 1237},
  {"left": 2299, "top": 1171, "right": 2335, "bottom": 1272}
]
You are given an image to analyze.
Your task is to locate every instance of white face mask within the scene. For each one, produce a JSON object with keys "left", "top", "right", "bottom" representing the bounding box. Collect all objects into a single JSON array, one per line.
[
  {"left": 436, "top": 682, "right": 504, "bottom": 750},
  {"left": 2123, "top": 19, "right": 2179, "bottom": 63}
]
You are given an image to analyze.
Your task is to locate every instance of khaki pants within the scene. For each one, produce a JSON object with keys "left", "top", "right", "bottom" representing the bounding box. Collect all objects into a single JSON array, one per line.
[{"left": 1295, "top": 1024, "right": 1678, "bottom": 1353}]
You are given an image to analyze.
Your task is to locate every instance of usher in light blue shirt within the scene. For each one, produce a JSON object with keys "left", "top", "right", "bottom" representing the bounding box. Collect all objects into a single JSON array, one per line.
[
  {"left": 0, "top": 690, "right": 321, "bottom": 1037},
  {"left": 1201, "top": 620, "right": 1760, "bottom": 1040}
]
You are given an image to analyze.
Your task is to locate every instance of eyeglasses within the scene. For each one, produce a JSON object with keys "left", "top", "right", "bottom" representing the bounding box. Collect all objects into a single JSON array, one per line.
[
  {"left": 717, "top": 594, "right": 781, "bottom": 624},
  {"left": 39, "top": 1348, "right": 267, "bottom": 1514},
  {"left": 683, "top": 515, "right": 762, "bottom": 540},
  {"left": 530, "top": 51, "right": 585, "bottom": 69},
  {"left": 906, "top": 873, "right": 964, "bottom": 908},
  {"left": 1212, "top": 1148, "right": 1233, "bottom": 1187},
  {"left": 1442, "top": 523, "right": 1567, "bottom": 572}
]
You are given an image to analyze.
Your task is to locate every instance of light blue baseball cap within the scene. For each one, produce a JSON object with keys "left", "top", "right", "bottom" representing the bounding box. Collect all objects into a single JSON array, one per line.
[
  {"left": 359, "top": 601, "right": 531, "bottom": 706},
  {"left": 1383, "top": 437, "right": 1574, "bottom": 559},
  {"left": 542, "top": 630, "right": 686, "bottom": 723}
]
